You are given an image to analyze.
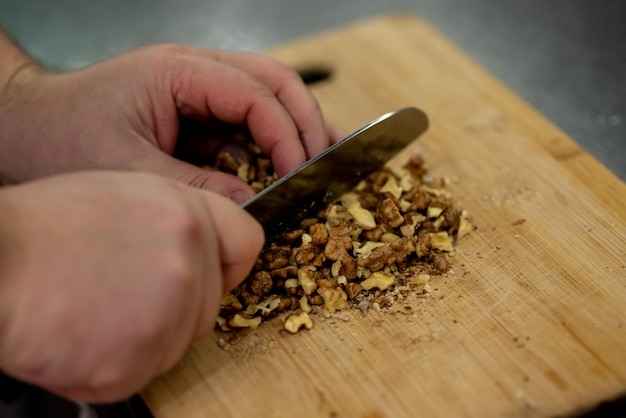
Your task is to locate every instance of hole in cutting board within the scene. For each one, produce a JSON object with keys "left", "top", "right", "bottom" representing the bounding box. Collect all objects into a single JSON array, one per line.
[{"left": 297, "top": 66, "right": 333, "bottom": 85}]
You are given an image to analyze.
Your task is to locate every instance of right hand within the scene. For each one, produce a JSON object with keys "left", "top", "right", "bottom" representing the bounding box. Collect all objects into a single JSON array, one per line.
[{"left": 0, "top": 171, "right": 263, "bottom": 403}]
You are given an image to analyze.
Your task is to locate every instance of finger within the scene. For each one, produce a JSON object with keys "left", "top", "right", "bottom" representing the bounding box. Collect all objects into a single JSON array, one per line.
[
  {"left": 193, "top": 191, "right": 264, "bottom": 336},
  {"left": 212, "top": 50, "right": 331, "bottom": 159},
  {"left": 165, "top": 52, "right": 306, "bottom": 176},
  {"left": 133, "top": 151, "right": 256, "bottom": 204},
  {"left": 201, "top": 192, "right": 264, "bottom": 292}
]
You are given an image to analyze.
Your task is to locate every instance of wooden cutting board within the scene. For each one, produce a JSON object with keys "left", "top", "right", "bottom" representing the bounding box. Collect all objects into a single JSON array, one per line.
[{"left": 142, "top": 14, "right": 626, "bottom": 418}]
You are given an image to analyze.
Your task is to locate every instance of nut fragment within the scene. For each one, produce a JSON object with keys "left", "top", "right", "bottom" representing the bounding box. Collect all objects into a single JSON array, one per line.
[
  {"left": 354, "top": 241, "right": 385, "bottom": 258},
  {"left": 345, "top": 282, "right": 364, "bottom": 299},
  {"left": 429, "top": 232, "right": 454, "bottom": 252},
  {"left": 228, "top": 314, "right": 262, "bottom": 329},
  {"left": 299, "top": 295, "right": 312, "bottom": 313},
  {"left": 318, "top": 287, "right": 348, "bottom": 312},
  {"left": 283, "top": 312, "right": 314, "bottom": 334},
  {"left": 347, "top": 201, "right": 376, "bottom": 230},
  {"left": 377, "top": 197, "right": 404, "bottom": 228},
  {"left": 457, "top": 210, "right": 475, "bottom": 239},
  {"left": 380, "top": 177, "right": 403, "bottom": 199},
  {"left": 360, "top": 271, "right": 395, "bottom": 291},
  {"left": 427, "top": 206, "right": 444, "bottom": 219},
  {"left": 297, "top": 266, "right": 319, "bottom": 295}
]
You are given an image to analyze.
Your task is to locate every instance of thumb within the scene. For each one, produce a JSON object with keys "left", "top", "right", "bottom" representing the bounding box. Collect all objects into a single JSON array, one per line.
[{"left": 135, "top": 152, "right": 256, "bottom": 204}]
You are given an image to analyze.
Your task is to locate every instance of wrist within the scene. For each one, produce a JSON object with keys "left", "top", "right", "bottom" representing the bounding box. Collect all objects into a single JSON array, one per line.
[{"left": 0, "top": 29, "right": 36, "bottom": 94}]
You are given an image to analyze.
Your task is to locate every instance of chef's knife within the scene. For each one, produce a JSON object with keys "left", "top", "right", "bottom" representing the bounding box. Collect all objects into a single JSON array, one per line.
[{"left": 243, "top": 106, "right": 429, "bottom": 239}]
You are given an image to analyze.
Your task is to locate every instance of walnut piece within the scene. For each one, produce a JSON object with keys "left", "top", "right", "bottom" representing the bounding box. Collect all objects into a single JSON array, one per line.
[
  {"left": 297, "top": 266, "right": 319, "bottom": 295},
  {"left": 283, "top": 312, "right": 314, "bottom": 334},
  {"left": 360, "top": 271, "right": 395, "bottom": 291},
  {"left": 347, "top": 201, "right": 377, "bottom": 230},
  {"left": 429, "top": 232, "right": 454, "bottom": 252},
  {"left": 457, "top": 210, "right": 475, "bottom": 239},
  {"left": 318, "top": 287, "right": 348, "bottom": 312},
  {"left": 228, "top": 314, "right": 262, "bottom": 329},
  {"left": 380, "top": 177, "right": 403, "bottom": 199},
  {"left": 377, "top": 197, "right": 404, "bottom": 228}
]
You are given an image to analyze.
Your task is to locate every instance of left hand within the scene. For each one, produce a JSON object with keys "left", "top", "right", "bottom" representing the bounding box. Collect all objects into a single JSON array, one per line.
[{"left": 0, "top": 44, "right": 344, "bottom": 202}]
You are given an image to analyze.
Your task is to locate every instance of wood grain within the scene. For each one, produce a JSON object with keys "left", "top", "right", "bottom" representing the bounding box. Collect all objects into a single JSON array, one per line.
[{"left": 142, "top": 14, "right": 626, "bottom": 418}]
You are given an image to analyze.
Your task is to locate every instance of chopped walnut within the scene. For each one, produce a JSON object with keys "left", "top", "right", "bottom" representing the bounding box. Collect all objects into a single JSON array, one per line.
[
  {"left": 457, "top": 210, "right": 475, "bottom": 239},
  {"left": 427, "top": 206, "right": 444, "bottom": 219},
  {"left": 354, "top": 241, "right": 385, "bottom": 258},
  {"left": 245, "top": 295, "right": 282, "bottom": 317},
  {"left": 326, "top": 204, "right": 352, "bottom": 226},
  {"left": 441, "top": 207, "right": 460, "bottom": 233},
  {"left": 361, "top": 226, "right": 384, "bottom": 242},
  {"left": 412, "top": 190, "right": 432, "bottom": 211},
  {"left": 409, "top": 274, "right": 431, "bottom": 293},
  {"left": 284, "top": 278, "right": 299, "bottom": 294},
  {"left": 237, "top": 163, "right": 251, "bottom": 181},
  {"left": 430, "top": 253, "right": 450, "bottom": 273},
  {"left": 247, "top": 271, "right": 272, "bottom": 296},
  {"left": 215, "top": 150, "right": 240, "bottom": 174},
  {"left": 380, "top": 177, "right": 403, "bottom": 199},
  {"left": 318, "top": 287, "right": 348, "bottom": 312},
  {"left": 270, "top": 266, "right": 297, "bottom": 280},
  {"left": 357, "top": 244, "right": 392, "bottom": 272},
  {"left": 282, "top": 229, "right": 304, "bottom": 245},
  {"left": 297, "top": 266, "right": 319, "bottom": 295},
  {"left": 377, "top": 197, "right": 404, "bottom": 228},
  {"left": 309, "top": 223, "right": 329, "bottom": 245},
  {"left": 263, "top": 245, "right": 291, "bottom": 270},
  {"left": 220, "top": 293, "right": 243, "bottom": 315},
  {"left": 228, "top": 313, "right": 262, "bottom": 329},
  {"left": 325, "top": 236, "right": 352, "bottom": 261},
  {"left": 347, "top": 201, "right": 377, "bottom": 230},
  {"left": 401, "top": 213, "right": 426, "bottom": 237},
  {"left": 345, "top": 282, "right": 364, "bottom": 299},
  {"left": 295, "top": 242, "right": 319, "bottom": 264},
  {"left": 209, "top": 138, "right": 475, "bottom": 338},
  {"left": 338, "top": 252, "right": 358, "bottom": 279},
  {"left": 360, "top": 271, "right": 395, "bottom": 291},
  {"left": 429, "top": 232, "right": 454, "bottom": 252},
  {"left": 415, "top": 234, "right": 431, "bottom": 257},
  {"left": 381, "top": 232, "right": 401, "bottom": 243},
  {"left": 299, "top": 296, "right": 312, "bottom": 313},
  {"left": 283, "top": 312, "right": 314, "bottom": 334}
]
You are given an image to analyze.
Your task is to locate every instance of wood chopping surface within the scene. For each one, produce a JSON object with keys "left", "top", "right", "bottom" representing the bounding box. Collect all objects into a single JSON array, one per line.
[{"left": 142, "top": 14, "right": 626, "bottom": 418}]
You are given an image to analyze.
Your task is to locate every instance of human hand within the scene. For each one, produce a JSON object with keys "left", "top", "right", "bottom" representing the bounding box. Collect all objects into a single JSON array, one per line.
[
  {"left": 0, "top": 44, "right": 344, "bottom": 202},
  {"left": 0, "top": 171, "right": 263, "bottom": 402}
]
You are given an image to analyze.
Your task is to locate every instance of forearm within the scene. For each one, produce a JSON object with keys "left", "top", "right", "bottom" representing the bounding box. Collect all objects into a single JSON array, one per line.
[
  {"left": 0, "top": 29, "right": 43, "bottom": 181},
  {"left": 0, "top": 190, "right": 19, "bottom": 365},
  {"left": 0, "top": 28, "right": 35, "bottom": 93}
]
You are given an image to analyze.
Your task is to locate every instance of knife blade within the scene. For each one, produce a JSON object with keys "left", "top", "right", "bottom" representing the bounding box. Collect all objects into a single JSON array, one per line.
[{"left": 243, "top": 106, "right": 429, "bottom": 239}]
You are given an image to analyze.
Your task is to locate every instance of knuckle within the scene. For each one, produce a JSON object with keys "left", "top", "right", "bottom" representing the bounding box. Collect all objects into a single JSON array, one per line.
[
  {"left": 149, "top": 42, "right": 192, "bottom": 60},
  {"left": 169, "top": 208, "right": 202, "bottom": 241},
  {"left": 159, "top": 253, "right": 196, "bottom": 293}
]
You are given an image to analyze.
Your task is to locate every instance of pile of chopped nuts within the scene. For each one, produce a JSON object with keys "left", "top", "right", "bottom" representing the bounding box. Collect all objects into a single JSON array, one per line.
[
  {"left": 212, "top": 143, "right": 278, "bottom": 193},
  {"left": 213, "top": 143, "right": 475, "bottom": 337}
]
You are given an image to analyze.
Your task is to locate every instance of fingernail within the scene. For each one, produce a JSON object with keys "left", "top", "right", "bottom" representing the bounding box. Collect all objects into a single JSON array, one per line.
[{"left": 228, "top": 190, "right": 248, "bottom": 205}]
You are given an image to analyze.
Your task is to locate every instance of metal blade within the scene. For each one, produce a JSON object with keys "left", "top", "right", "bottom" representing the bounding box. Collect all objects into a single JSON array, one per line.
[{"left": 243, "top": 107, "right": 429, "bottom": 239}]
